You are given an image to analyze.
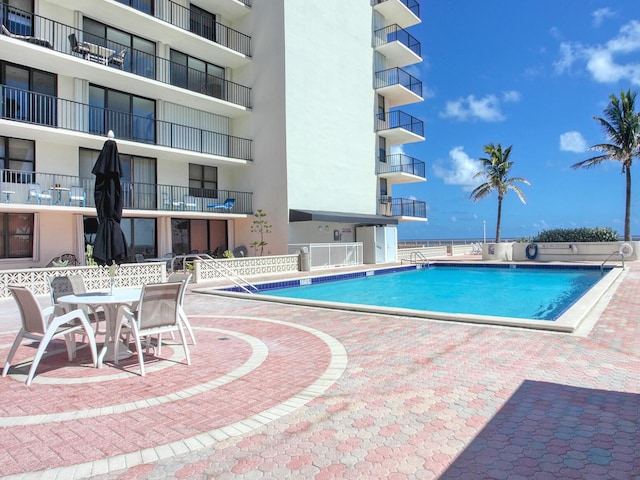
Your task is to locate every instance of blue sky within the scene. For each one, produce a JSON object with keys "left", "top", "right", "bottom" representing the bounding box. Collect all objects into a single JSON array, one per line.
[{"left": 396, "top": 1, "right": 640, "bottom": 240}]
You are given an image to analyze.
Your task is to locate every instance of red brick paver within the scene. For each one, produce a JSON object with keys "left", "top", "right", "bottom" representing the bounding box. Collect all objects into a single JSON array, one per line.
[{"left": 0, "top": 263, "right": 638, "bottom": 479}]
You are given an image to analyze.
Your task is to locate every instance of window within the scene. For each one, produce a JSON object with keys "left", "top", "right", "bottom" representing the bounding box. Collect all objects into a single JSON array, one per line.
[
  {"left": 379, "top": 136, "right": 387, "bottom": 163},
  {"left": 83, "top": 17, "right": 156, "bottom": 78},
  {"left": 171, "top": 218, "right": 227, "bottom": 255},
  {"left": 84, "top": 215, "right": 156, "bottom": 260},
  {"left": 170, "top": 49, "right": 225, "bottom": 99},
  {"left": 80, "top": 148, "right": 156, "bottom": 209},
  {"left": 89, "top": 85, "right": 155, "bottom": 144},
  {"left": 190, "top": 4, "right": 216, "bottom": 42},
  {"left": 114, "top": 0, "right": 152, "bottom": 15},
  {"left": 0, "top": 213, "right": 34, "bottom": 258},
  {"left": 0, "top": 136, "right": 34, "bottom": 183},
  {"left": 1, "top": 0, "right": 33, "bottom": 36},
  {"left": 1, "top": 62, "right": 56, "bottom": 125},
  {"left": 188, "top": 164, "right": 217, "bottom": 198}
]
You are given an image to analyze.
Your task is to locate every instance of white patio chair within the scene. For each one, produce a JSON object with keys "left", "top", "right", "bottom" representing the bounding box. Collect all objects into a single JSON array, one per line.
[
  {"left": 183, "top": 195, "right": 198, "bottom": 210},
  {"left": 69, "top": 185, "right": 86, "bottom": 207},
  {"left": 167, "top": 272, "right": 196, "bottom": 345},
  {"left": 49, "top": 275, "right": 106, "bottom": 335},
  {"left": 26, "top": 183, "right": 52, "bottom": 205},
  {"left": 113, "top": 282, "right": 190, "bottom": 376},
  {"left": 3, "top": 285, "right": 98, "bottom": 386}
]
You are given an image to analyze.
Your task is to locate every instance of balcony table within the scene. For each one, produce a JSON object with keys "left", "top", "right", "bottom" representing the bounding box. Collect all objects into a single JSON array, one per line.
[
  {"left": 50, "top": 186, "right": 70, "bottom": 205},
  {"left": 2, "top": 191, "right": 15, "bottom": 203},
  {"left": 58, "top": 287, "right": 142, "bottom": 368},
  {"left": 85, "top": 43, "right": 115, "bottom": 65}
]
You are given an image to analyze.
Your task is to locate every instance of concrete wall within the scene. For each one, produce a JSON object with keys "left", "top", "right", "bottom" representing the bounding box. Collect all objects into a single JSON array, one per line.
[{"left": 512, "top": 242, "right": 639, "bottom": 262}]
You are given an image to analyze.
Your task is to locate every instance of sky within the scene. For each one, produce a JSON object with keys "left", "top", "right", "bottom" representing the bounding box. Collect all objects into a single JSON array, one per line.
[{"left": 395, "top": 0, "right": 640, "bottom": 240}]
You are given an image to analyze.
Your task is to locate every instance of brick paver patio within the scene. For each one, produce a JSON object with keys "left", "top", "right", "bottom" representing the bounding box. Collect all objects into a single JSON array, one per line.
[{"left": 0, "top": 262, "right": 638, "bottom": 479}]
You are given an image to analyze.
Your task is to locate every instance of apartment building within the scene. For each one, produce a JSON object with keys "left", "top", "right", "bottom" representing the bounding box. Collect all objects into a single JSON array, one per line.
[{"left": 0, "top": 0, "right": 426, "bottom": 269}]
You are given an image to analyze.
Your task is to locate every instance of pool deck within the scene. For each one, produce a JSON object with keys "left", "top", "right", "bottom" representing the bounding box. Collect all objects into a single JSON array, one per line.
[{"left": 0, "top": 257, "right": 638, "bottom": 479}]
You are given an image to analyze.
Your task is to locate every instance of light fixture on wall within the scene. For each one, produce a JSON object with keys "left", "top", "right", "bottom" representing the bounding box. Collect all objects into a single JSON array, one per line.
[
  {"left": 325, "top": 226, "right": 329, "bottom": 231},
  {"left": 317, "top": 226, "right": 323, "bottom": 231}
]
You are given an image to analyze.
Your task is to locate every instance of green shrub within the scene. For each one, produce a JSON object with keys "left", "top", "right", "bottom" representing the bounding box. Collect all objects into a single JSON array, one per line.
[{"left": 532, "top": 227, "right": 619, "bottom": 243}]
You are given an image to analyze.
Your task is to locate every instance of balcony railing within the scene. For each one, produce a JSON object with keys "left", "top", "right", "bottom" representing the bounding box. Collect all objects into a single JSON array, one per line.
[
  {"left": 1, "top": 85, "right": 252, "bottom": 161},
  {"left": 152, "top": 0, "right": 251, "bottom": 56},
  {"left": 377, "top": 154, "right": 425, "bottom": 178},
  {"left": 374, "top": 67, "right": 422, "bottom": 97},
  {"left": 373, "top": 24, "right": 421, "bottom": 58},
  {"left": 0, "top": 168, "right": 253, "bottom": 214},
  {"left": 0, "top": 6, "right": 252, "bottom": 108},
  {"left": 376, "top": 110, "right": 424, "bottom": 137},
  {"left": 375, "top": 0, "right": 420, "bottom": 19},
  {"left": 390, "top": 197, "right": 427, "bottom": 218}
]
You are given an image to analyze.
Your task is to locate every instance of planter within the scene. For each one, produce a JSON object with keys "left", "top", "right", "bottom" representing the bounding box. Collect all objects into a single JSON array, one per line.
[
  {"left": 482, "top": 243, "right": 513, "bottom": 261},
  {"left": 512, "top": 241, "right": 638, "bottom": 262}
]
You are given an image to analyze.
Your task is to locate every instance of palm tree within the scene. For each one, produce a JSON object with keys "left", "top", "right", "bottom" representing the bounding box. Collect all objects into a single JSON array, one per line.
[
  {"left": 571, "top": 90, "right": 640, "bottom": 241},
  {"left": 470, "top": 143, "right": 530, "bottom": 242}
]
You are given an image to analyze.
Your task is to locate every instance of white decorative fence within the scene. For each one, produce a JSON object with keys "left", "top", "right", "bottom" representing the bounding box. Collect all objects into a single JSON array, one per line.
[
  {"left": 193, "top": 255, "right": 299, "bottom": 281},
  {"left": 0, "top": 263, "right": 165, "bottom": 299},
  {"left": 288, "top": 243, "right": 363, "bottom": 270}
]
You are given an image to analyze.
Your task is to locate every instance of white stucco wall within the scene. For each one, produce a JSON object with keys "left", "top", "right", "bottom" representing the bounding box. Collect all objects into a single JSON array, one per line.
[{"left": 283, "top": 1, "right": 376, "bottom": 215}]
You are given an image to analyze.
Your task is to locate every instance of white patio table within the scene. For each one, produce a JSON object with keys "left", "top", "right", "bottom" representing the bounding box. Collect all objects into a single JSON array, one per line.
[{"left": 58, "top": 287, "right": 142, "bottom": 368}]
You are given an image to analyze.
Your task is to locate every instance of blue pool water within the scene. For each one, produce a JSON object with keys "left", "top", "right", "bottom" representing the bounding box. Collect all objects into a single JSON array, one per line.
[{"left": 259, "top": 265, "right": 606, "bottom": 321}]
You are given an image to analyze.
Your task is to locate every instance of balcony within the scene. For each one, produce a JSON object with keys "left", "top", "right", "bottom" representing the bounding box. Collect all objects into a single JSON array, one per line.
[
  {"left": 38, "top": 1, "right": 251, "bottom": 66},
  {"left": 379, "top": 196, "right": 427, "bottom": 221},
  {"left": 377, "top": 154, "right": 426, "bottom": 184},
  {"left": 0, "top": 7, "right": 251, "bottom": 113},
  {"left": 376, "top": 110, "right": 424, "bottom": 145},
  {"left": 373, "top": 24, "right": 421, "bottom": 69},
  {"left": 373, "top": 0, "right": 421, "bottom": 29},
  {"left": 375, "top": 67, "right": 423, "bottom": 107},
  {"left": 0, "top": 168, "right": 253, "bottom": 215},
  {"left": 1, "top": 85, "right": 252, "bottom": 161}
]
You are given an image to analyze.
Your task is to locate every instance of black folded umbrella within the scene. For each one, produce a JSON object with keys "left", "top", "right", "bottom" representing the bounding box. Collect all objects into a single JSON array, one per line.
[{"left": 92, "top": 132, "right": 129, "bottom": 265}]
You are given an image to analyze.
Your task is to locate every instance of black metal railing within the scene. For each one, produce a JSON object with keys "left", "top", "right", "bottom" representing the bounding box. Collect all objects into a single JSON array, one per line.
[
  {"left": 375, "top": 0, "right": 420, "bottom": 20},
  {"left": 376, "top": 110, "right": 424, "bottom": 138},
  {"left": 386, "top": 197, "right": 427, "bottom": 218},
  {"left": 0, "top": 168, "right": 253, "bottom": 214},
  {"left": 374, "top": 67, "right": 422, "bottom": 98},
  {"left": 0, "top": 6, "right": 252, "bottom": 108},
  {"left": 1, "top": 85, "right": 252, "bottom": 160},
  {"left": 158, "top": 0, "right": 251, "bottom": 56},
  {"left": 377, "top": 154, "right": 425, "bottom": 178},
  {"left": 373, "top": 24, "right": 421, "bottom": 58}
]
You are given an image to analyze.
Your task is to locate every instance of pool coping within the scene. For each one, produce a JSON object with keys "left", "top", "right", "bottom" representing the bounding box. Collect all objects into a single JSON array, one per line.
[{"left": 194, "top": 262, "right": 625, "bottom": 334}]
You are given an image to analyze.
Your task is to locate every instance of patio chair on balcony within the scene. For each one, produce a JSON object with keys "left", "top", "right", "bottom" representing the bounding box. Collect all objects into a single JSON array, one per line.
[
  {"left": 207, "top": 198, "right": 235, "bottom": 211},
  {"left": 68, "top": 33, "right": 90, "bottom": 57},
  {"left": 26, "top": 183, "right": 52, "bottom": 205},
  {"left": 2, "top": 24, "right": 53, "bottom": 49},
  {"left": 69, "top": 185, "right": 86, "bottom": 207},
  {"left": 183, "top": 195, "right": 197, "bottom": 210},
  {"left": 108, "top": 48, "right": 127, "bottom": 67},
  {"left": 162, "top": 192, "right": 182, "bottom": 210}
]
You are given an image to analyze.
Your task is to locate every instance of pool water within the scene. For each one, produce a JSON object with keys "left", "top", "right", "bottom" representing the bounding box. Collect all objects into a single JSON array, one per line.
[{"left": 260, "top": 266, "right": 605, "bottom": 321}]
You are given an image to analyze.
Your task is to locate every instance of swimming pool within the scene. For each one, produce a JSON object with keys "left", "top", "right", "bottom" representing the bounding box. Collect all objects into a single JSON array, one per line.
[{"left": 208, "top": 263, "right": 623, "bottom": 333}]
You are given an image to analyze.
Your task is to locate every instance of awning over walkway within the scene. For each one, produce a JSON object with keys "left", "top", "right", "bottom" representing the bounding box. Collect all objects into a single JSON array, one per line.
[{"left": 289, "top": 209, "right": 398, "bottom": 225}]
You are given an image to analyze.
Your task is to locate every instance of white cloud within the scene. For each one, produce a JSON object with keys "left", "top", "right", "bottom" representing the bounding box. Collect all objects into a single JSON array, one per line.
[
  {"left": 502, "top": 90, "right": 521, "bottom": 102},
  {"left": 592, "top": 8, "right": 615, "bottom": 27},
  {"left": 559, "top": 131, "right": 588, "bottom": 152},
  {"left": 440, "top": 92, "right": 519, "bottom": 122},
  {"left": 432, "top": 146, "right": 482, "bottom": 192},
  {"left": 555, "top": 20, "right": 640, "bottom": 85}
]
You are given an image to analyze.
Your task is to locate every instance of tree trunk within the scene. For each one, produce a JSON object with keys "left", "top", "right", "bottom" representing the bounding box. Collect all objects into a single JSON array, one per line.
[
  {"left": 625, "top": 166, "right": 632, "bottom": 241},
  {"left": 495, "top": 196, "right": 503, "bottom": 243}
]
